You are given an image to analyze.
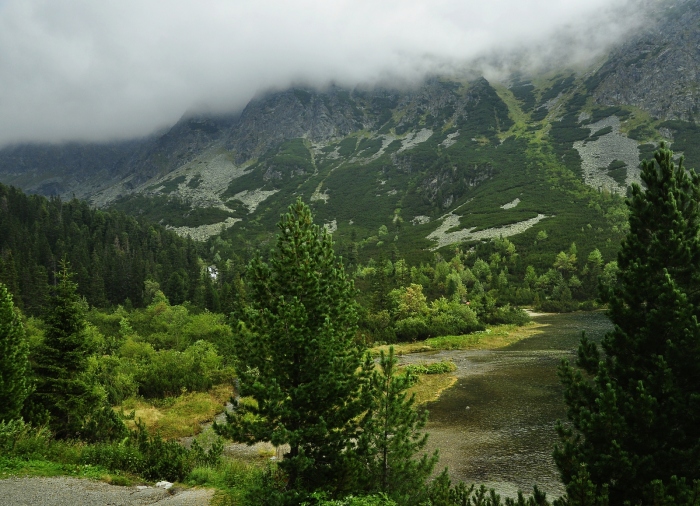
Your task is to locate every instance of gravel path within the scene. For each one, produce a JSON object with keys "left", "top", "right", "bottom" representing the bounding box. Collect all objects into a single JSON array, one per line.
[{"left": 0, "top": 477, "right": 214, "bottom": 506}]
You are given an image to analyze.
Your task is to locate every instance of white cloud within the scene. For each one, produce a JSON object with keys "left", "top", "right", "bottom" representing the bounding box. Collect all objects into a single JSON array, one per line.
[{"left": 0, "top": 0, "right": 650, "bottom": 146}]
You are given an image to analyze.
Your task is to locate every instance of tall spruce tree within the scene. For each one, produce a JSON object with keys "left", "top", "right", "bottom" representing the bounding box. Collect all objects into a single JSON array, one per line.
[
  {"left": 556, "top": 144, "right": 700, "bottom": 504},
  {"left": 215, "top": 199, "right": 370, "bottom": 501},
  {"left": 353, "top": 347, "right": 438, "bottom": 504},
  {"left": 0, "top": 282, "right": 31, "bottom": 422},
  {"left": 26, "top": 259, "right": 102, "bottom": 438}
]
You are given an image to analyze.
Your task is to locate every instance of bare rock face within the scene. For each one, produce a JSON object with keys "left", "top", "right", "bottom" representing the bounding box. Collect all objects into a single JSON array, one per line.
[
  {"left": 226, "top": 86, "right": 363, "bottom": 163},
  {"left": 592, "top": 0, "right": 700, "bottom": 122}
]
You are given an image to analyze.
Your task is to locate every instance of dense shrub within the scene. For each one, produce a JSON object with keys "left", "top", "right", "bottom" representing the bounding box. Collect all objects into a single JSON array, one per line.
[
  {"left": 306, "top": 494, "right": 397, "bottom": 506},
  {"left": 81, "top": 420, "right": 223, "bottom": 482},
  {"left": 428, "top": 298, "right": 481, "bottom": 335},
  {"left": 0, "top": 419, "right": 51, "bottom": 459},
  {"left": 393, "top": 298, "right": 482, "bottom": 341},
  {"left": 135, "top": 340, "right": 223, "bottom": 398},
  {"left": 403, "top": 361, "right": 456, "bottom": 376},
  {"left": 394, "top": 317, "right": 431, "bottom": 341},
  {"left": 482, "top": 304, "right": 531, "bottom": 325}
]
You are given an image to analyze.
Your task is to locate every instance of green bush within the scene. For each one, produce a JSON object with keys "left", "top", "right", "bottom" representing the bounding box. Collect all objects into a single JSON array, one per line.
[
  {"left": 394, "top": 317, "right": 431, "bottom": 341},
  {"left": 403, "top": 361, "right": 456, "bottom": 376},
  {"left": 0, "top": 419, "right": 51, "bottom": 459},
  {"left": 135, "top": 340, "right": 223, "bottom": 398},
  {"left": 483, "top": 304, "right": 531, "bottom": 325},
  {"left": 87, "top": 355, "right": 138, "bottom": 405},
  {"left": 305, "top": 493, "right": 397, "bottom": 505},
  {"left": 81, "top": 420, "right": 223, "bottom": 482},
  {"left": 428, "top": 298, "right": 482, "bottom": 336}
]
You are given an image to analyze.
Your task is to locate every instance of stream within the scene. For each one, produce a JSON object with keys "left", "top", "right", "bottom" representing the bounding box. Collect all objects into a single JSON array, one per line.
[{"left": 406, "top": 311, "right": 612, "bottom": 499}]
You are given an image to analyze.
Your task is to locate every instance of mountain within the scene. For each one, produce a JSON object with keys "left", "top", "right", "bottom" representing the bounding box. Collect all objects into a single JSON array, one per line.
[{"left": 1, "top": 0, "right": 698, "bottom": 270}]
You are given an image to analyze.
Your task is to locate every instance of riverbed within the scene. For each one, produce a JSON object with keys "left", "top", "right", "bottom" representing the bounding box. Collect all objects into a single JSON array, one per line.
[{"left": 407, "top": 311, "right": 612, "bottom": 499}]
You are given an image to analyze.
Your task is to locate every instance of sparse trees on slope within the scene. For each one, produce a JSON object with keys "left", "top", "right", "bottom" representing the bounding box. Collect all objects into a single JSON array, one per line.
[
  {"left": 215, "top": 199, "right": 369, "bottom": 501},
  {"left": 556, "top": 144, "right": 700, "bottom": 504},
  {"left": 0, "top": 282, "right": 30, "bottom": 422}
]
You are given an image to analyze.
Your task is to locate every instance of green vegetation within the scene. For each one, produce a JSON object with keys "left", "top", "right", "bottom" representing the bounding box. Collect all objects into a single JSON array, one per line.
[
  {"left": 0, "top": 183, "right": 208, "bottom": 312},
  {"left": 604, "top": 159, "right": 627, "bottom": 186},
  {"left": 403, "top": 361, "right": 456, "bottom": 376},
  {"left": 354, "top": 347, "right": 437, "bottom": 504},
  {"left": 557, "top": 144, "right": 700, "bottom": 503},
  {"left": 25, "top": 259, "right": 126, "bottom": 441},
  {"left": 4, "top": 64, "right": 700, "bottom": 502},
  {"left": 0, "top": 283, "right": 30, "bottom": 422},
  {"left": 215, "top": 199, "right": 372, "bottom": 502},
  {"left": 0, "top": 417, "right": 221, "bottom": 483},
  {"left": 372, "top": 323, "right": 546, "bottom": 356}
]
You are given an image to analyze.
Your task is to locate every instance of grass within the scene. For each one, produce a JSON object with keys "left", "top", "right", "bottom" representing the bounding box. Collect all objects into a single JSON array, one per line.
[
  {"left": 407, "top": 374, "right": 458, "bottom": 406},
  {"left": 491, "top": 82, "right": 530, "bottom": 138},
  {"left": 371, "top": 322, "right": 546, "bottom": 356},
  {"left": 0, "top": 457, "right": 115, "bottom": 481},
  {"left": 0, "top": 447, "right": 141, "bottom": 486},
  {"left": 116, "top": 384, "right": 233, "bottom": 439},
  {"left": 186, "top": 460, "right": 268, "bottom": 506}
]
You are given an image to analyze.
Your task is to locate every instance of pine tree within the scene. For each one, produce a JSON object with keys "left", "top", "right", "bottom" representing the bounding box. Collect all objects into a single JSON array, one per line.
[
  {"left": 26, "top": 259, "right": 102, "bottom": 438},
  {"left": 353, "top": 347, "right": 437, "bottom": 504},
  {"left": 0, "top": 282, "right": 31, "bottom": 422},
  {"left": 555, "top": 144, "right": 700, "bottom": 504},
  {"left": 215, "top": 199, "right": 370, "bottom": 500},
  {"left": 0, "top": 250, "right": 21, "bottom": 307}
]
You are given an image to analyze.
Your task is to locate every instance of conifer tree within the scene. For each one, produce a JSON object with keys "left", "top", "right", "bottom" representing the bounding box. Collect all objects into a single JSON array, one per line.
[
  {"left": 0, "top": 282, "right": 31, "bottom": 422},
  {"left": 353, "top": 347, "right": 437, "bottom": 504},
  {"left": 215, "top": 199, "right": 370, "bottom": 500},
  {"left": 556, "top": 144, "right": 700, "bottom": 503},
  {"left": 26, "top": 259, "right": 102, "bottom": 438}
]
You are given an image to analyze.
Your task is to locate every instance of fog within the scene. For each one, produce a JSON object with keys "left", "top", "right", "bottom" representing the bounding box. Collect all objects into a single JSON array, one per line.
[{"left": 0, "top": 0, "right": 651, "bottom": 146}]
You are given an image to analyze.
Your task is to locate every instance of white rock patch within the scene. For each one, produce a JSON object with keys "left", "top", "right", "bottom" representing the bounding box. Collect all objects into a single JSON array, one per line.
[
  {"left": 500, "top": 198, "right": 520, "bottom": 209},
  {"left": 398, "top": 129, "right": 433, "bottom": 153},
  {"left": 168, "top": 217, "right": 241, "bottom": 241},
  {"left": 427, "top": 213, "right": 548, "bottom": 250},
  {"left": 324, "top": 219, "right": 338, "bottom": 234},
  {"left": 440, "top": 131, "right": 460, "bottom": 148},
  {"left": 573, "top": 116, "right": 641, "bottom": 194},
  {"left": 230, "top": 188, "right": 280, "bottom": 213},
  {"left": 311, "top": 182, "right": 330, "bottom": 203},
  {"left": 412, "top": 215, "right": 431, "bottom": 225}
]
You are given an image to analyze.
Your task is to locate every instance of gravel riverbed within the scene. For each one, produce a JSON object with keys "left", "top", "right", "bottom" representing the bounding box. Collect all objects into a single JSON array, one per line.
[{"left": 0, "top": 476, "right": 213, "bottom": 506}]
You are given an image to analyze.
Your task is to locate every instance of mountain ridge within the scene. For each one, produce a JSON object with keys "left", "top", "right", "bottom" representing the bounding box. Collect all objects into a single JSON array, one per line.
[{"left": 1, "top": 0, "right": 699, "bottom": 268}]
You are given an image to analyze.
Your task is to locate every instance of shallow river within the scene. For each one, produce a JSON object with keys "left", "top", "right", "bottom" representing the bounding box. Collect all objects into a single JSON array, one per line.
[{"left": 410, "top": 311, "right": 612, "bottom": 499}]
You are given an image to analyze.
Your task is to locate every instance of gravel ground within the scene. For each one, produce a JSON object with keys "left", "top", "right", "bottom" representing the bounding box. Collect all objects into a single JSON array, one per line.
[{"left": 0, "top": 477, "right": 214, "bottom": 506}]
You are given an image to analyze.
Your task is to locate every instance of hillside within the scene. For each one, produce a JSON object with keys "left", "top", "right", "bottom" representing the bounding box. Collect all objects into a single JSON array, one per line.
[{"left": 1, "top": 0, "right": 698, "bottom": 271}]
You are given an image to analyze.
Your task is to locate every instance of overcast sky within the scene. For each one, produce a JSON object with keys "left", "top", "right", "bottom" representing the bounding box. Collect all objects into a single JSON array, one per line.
[{"left": 0, "top": 0, "right": 650, "bottom": 146}]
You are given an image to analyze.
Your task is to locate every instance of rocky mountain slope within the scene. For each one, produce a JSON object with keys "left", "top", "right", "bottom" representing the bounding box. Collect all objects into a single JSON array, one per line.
[{"left": 1, "top": 0, "right": 698, "bottom": 267}]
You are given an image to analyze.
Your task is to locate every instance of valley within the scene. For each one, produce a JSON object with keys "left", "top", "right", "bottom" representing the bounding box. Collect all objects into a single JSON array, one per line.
[{"left": 2, "top": 1, "right": 700, "bottom": 504}]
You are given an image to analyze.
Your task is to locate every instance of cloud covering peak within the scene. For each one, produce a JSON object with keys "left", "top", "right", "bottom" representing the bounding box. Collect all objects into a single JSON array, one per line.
[{"left": 0, "top": 0, "right": 650, "bottom": 146}]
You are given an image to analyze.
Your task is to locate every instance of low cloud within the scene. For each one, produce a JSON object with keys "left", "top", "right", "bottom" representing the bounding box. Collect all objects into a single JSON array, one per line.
[{"left": 0, "top": 0, "right": 650, "bottom": 146}]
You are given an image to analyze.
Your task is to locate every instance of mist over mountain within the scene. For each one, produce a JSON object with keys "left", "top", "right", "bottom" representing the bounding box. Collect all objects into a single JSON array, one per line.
[
  {"left": 1, "top": 0, "right": 698, "bottom": 270},
  {"left": 0, "top": 0, "right": 651, "bottom": 146}
]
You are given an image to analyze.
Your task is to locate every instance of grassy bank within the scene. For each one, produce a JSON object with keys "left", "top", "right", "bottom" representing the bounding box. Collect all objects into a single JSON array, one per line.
[
  {"left": 408, "top": 373, "right": 458, "bottom": 405},
  {"left": 371, "top": 321, "right": 547, "bottom": 356},
  {"left": 116, "top": 384, "right": 234, "bottom": 439}
]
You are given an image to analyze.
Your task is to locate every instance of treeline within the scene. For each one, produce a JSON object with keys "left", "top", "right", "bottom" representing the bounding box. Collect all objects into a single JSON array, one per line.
[
  {"left": 0, "top": 183, "right": 216, "bottom": 313},
  {"left": 351, "top": 237, "right": 618, "bottom": 344}
]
